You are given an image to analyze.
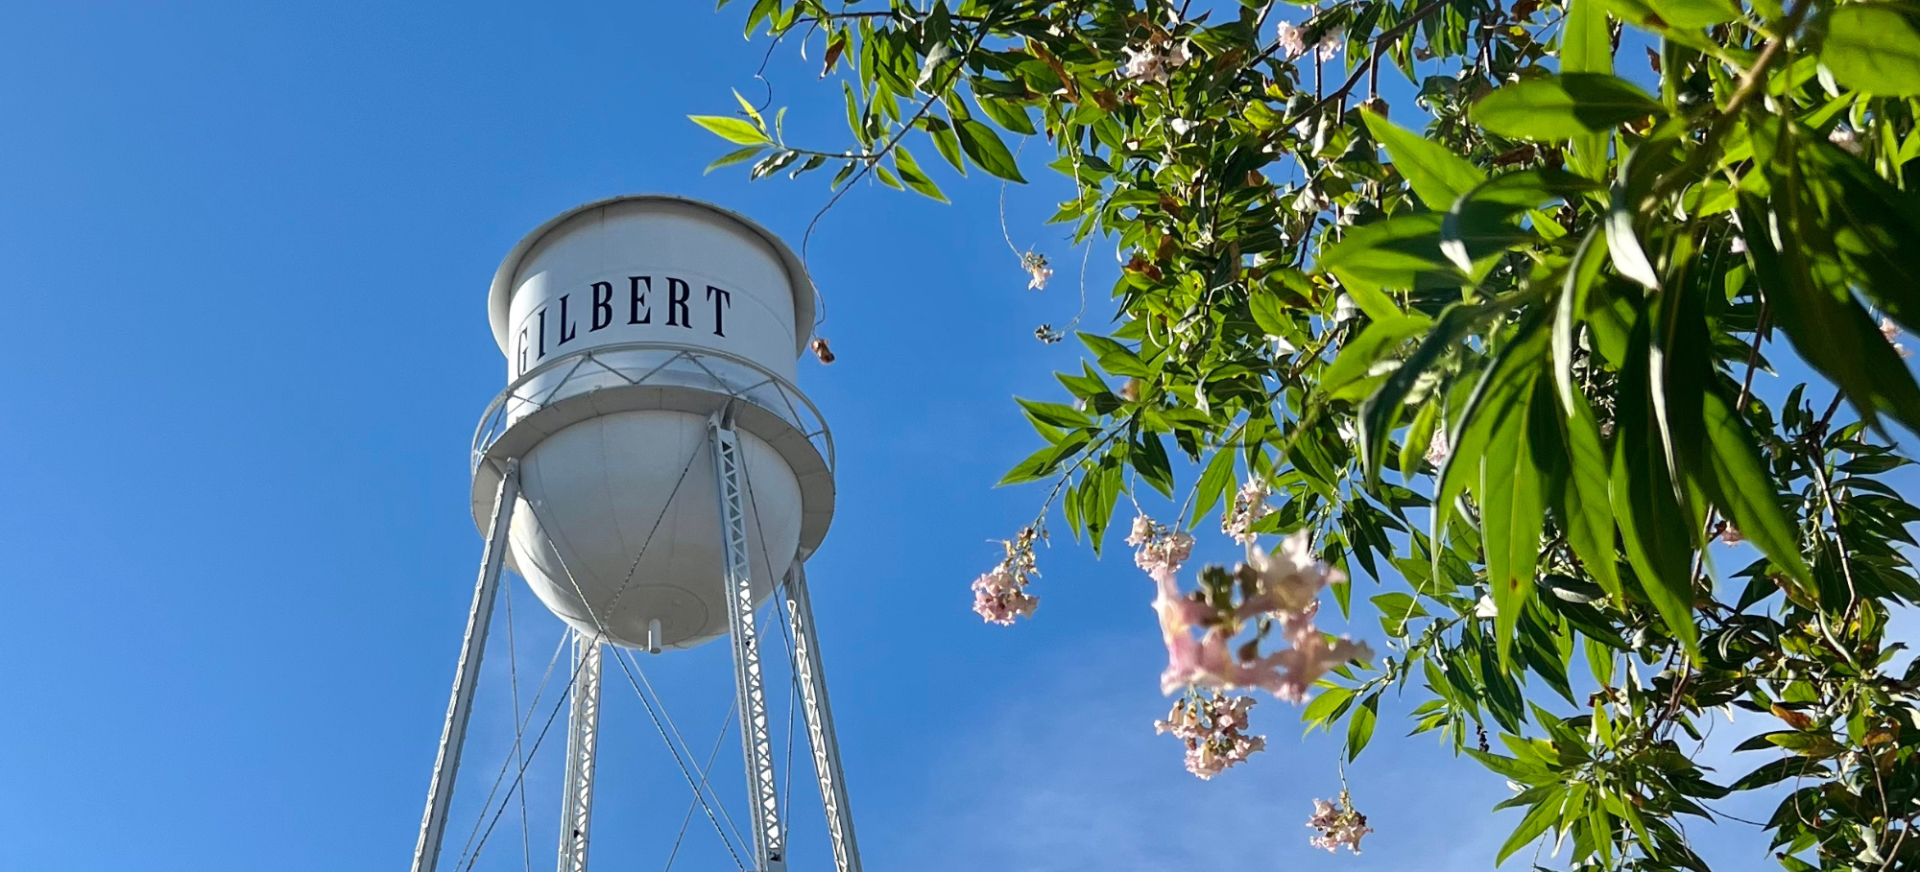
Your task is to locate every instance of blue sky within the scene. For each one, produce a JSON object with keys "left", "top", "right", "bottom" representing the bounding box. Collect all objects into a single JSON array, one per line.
[{"left": 0, "top": 2, "right": 1898, "bottom": 870}]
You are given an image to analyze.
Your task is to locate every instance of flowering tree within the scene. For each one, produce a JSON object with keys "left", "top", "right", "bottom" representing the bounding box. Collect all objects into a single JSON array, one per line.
[{"left": 699, "top": 0, "right": 1920, "bottom": 867}]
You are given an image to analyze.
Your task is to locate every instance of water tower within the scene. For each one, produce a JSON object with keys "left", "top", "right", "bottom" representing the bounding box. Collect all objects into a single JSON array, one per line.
[{"left": 409, "top": 195, "right": 859, "bottom": 872}]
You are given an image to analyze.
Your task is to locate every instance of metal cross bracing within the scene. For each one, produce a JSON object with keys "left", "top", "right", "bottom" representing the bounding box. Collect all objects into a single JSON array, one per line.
[
  {"left": 710, "top": 408, "right": 787, "bottom": 872},
  {"left": 471, "top": 342, "right": 834, "bottom": 476},
  {"left": 557, "top": 632, "right": 603, "bottom": 872},
  {"left": 412, "top": 460, "right": 521, "bottom": 872},
  {"left": 783, "top": 564, "right": 863, "bottom": 872},
  {"left": 415, "top": 421, "right": 864, "bottom": 872}
]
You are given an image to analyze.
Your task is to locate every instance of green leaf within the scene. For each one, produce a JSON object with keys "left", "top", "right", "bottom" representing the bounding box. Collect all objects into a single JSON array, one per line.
[
  {"left": 704, "top": 145, "right": 766, "bottom": 174},
  {"left": 1016, "top": 397, "right": 1092, "bottom": 430},
  {"left": 925, "top": 116, "right": 967, "bottom": 174},
  {"left": 1606, "top": 184, "right": 1661, "bottom": 290},
  {"left": 1361, "top": 110, "right": 1487, "bottom": 211},
  {"left": 1824, "top": 3, "right": 1920, "bottom": 96},
  {"left": 1472, "top": 73, "right": 1665, "bottom": 141},
  {"left": 1699, "top": 388, "right": 1813, "bottom": 587},
  {"left": 1362, "top": 303, "right": 1490, "bottom": 484},
  {"left": 688, "top": 115, "right": 771, "bottom": 145},
  {"left": 1320, "top": 315, "right": 1429, "bottom": 400},
  {"left": 1248, "top": 285, "right": 1295, "bottom": 338},
  {"left": 1480, "top": 375, "right": 1547, "bottom": 670},
  {"left": 891, "top": 146, "right": 949, "bottom": 202},
  {"left": 1316, "top": 213, "right": 1459, "bottom": 293},
  {"left": 1134, "top": 433, "right": 1175, "bottom": 498},
  {"left": 956, "top": 119, "right": 1026, "bottom": 182},
  {"left": 1497, "top": 790, "right": 1569, "bottom": 864},
  {"left": 1554, "top": 228, "right": 1606, "bottom": 411},
  {"left": 1434, "top": 314, "right": 1550, "bottom": 580},
  {"left": 1190, "top": 448, "right": 1237, "bottom": 528},
  {"left": 1558, "top": 392, "right": 1622, "bottom": 598},
  {"left": 1443, "top": 169, "right": 1601, "bottom": 272},
  {"left": 1645, "top": 0, "right": 1741, "bottom": 28},
  {"left": 1303, "top": 685, "right": 1355, "bottom": 730},
  {"left": 1611, "top": 314, "right": 1700, "bottom": 656},
  {"left": 997, "top": 432, "right": 1090, "bottom": 486},
  {"left": 977, "top": 95, "right": 1038, "bottom": 136},
  {"left": 1078, "top": 332, "right": 1150, "bottom": 377},
  {"left": 1563, "top": 0, "right": 1614, "bottom": 74},
  {"left": 1346, "top": 693, "right": 1380, "bottom": 761}
]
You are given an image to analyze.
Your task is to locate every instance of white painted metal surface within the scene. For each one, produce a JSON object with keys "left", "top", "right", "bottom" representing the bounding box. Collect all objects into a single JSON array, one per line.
[
  {"left": 557, "top": 632, "right": 604, "bottom": 872},
  {"left": 412, "top": 462, "right": 519, "bottom": 872},
  {"left": 785, "top": 563, "right": 863, "bottom": 872},
  {"left": 712, "top": 410, "right": 786, "bottom": 872},
  {"left": 510, "top": 409, "right": 803, "bottom": 650}
]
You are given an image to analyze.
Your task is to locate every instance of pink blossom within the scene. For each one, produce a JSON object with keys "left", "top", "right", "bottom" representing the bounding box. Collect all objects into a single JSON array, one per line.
[
  {"left": 1275, "top": 21, "right": 1307, "bottom": 59},
  {"left": 1129, "top": 515, "right": 1196, "bottom": 575},
  {"left": 1307, "top": 792, "right": 1374, "bottom": 854},
  {"left": 1157, "top": 693, "right": 1267, "bottom": 779},
  {"left": 1424, "top": 424, "right": 1450, "bottom": 467},
  {"left": 1223, "top": 478, "right": 1273, "bottom": 545},
  {"left": 1236, "top": 531, "right": 1344, "bottom": 618},
  {"left": 1316, "top": 29, "right": 1344, "bottom": 62},
  {"left": 971, "top": 569, "right": 1038, "bottom": 625},
  {"left": 1021, "top": 251, "right": 1052, "bottom": 290}
]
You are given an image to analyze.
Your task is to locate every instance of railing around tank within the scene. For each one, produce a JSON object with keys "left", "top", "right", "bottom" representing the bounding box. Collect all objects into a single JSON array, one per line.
[{"left": 471, "top": 341, "right": 834, "bottom": 474}]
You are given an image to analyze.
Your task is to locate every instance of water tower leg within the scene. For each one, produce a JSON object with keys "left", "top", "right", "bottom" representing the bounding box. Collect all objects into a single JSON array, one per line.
[
  {"left": 556, "top": 631, "right": 604, "bottom": 872},
  {"left": 412, "top": 460, "right": 520, "bottom": 872},
  {"left": 784, "top": 563, "right": 864, "bottom": 872},
  {"left": 710, "top": 412, "right": 787, "bottom": 872}
]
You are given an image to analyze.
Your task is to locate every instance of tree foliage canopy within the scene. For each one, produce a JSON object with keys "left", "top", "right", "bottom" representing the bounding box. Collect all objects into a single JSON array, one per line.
[{"left": 701, "top": 0, "right": 1920, "bottom": 867}]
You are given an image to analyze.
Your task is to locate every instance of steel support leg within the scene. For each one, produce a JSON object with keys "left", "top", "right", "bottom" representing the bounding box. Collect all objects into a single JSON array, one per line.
[
  {"left": 412, "top": 460, "right": 520, "bottom": 872},
  {"left": 785, "top": 563, "right": 863, "bottom": 872},
  {"left": 556, "top": 631, "right": 604, "bottom": 872},
  {"left": 710, "top": 410, "right": 785, "bottom": 872}
]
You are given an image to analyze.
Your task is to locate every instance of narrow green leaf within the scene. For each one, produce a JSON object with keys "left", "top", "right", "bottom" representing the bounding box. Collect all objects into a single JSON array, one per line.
[
  {"left": 1563, "top": 0, "right": 1613, "bottom": 74},
  {"left": 1554, "top": 228, "right": 1606, "bottom": 411},
  {"left": 1361, "top": 303, "right": 1490, "bottom": 484},
  {"left": 1361, "top": 110, "right": 1487, "bottom": 212},
  {"left": 997, "top": 434, "right": 1089, "bottom": 486},
  {"left": 704, "top": 145, "right": 766, "bottom": 174},
  {"left": 1317, "top": 213, "right": 1458, "bottom": 293},
  {"left": 1558, "top": 392, "right": 1621, "bottom": 598},
  {"left": 1134, "top": 433, "right": 1175, "bottom": 498},
  {"left": 1346, "top": 693, "right": 1380, "bottom": 761},
  {"left": 1472, "top": 73, "right": 1665, "bottom": 141},
  {"left": 1190, "top": 449, "right": 1237, "bottom": 528},
  {"left": 688, "top": 115, "right": 771, "bottom": 145},
  {"left": 1612, "top": 315, "right": 1700, "bottom": 656},
  {"left": 1497, "top": 791, "right": 1568, "bottom": 863},
  {"left": 1699, "top": 389, "right": 1813, "bottom": 586},
  {"left": 1606, "top": 184, "right": 1661, "bottom": 290},
  {"left": 956, "top": 119, "right": 1026, "bottom": 182},
  {"left": 892, "top": 146, "right": 949, "bottom": 202},
  {"left": 1824, "top": 4, "right": 1920, "bottom": 97},
  {"left": 1016, "top": 397, "right": 1092, "bottom": 430},
  {"left": 1480, "top": 375, "right": 1546, "bottom": 671},
  {"left": 1645, "top": 0, "right": 1740, "bottom": 27},
  {"left": 1078, "top": 332, "right": 1150, "bottom": 377}
]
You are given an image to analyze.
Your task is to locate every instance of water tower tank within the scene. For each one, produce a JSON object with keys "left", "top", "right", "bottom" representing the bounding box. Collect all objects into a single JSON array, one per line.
[{"left": 468, "top": 195, "right": 835, "bottom": 651}]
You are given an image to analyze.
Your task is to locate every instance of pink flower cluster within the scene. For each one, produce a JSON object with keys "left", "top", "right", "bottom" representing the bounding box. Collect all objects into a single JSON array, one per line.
[
  {"left": 1127, "top": 515, "right": 1195, "bottom": 575},
  {"left": 1275, "top": 21, "right": 1343, "bottom": 62},
  {"left": 1222, "top": 477, "right": 1273, "bottom": 545},
  {"left": 1156, "top": 692, "right": 1267, "bottom": 779},
  {"left": 1306, "top": 792, "right": 1373, "bottom": 854},
  {"left": 972, "top": 527, "right": 1042, "bottom": 625},
  {"left": 1118, "top": 34, "right": 1190, "bottom": 85},
  {"left": 1154, "top": 531, "right": 1372, "bottom": 702}
]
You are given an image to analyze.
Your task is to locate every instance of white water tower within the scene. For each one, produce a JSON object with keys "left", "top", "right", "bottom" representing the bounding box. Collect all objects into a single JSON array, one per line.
[{"left": 409, "top": 195, "right": 859, "bottom": 872}]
